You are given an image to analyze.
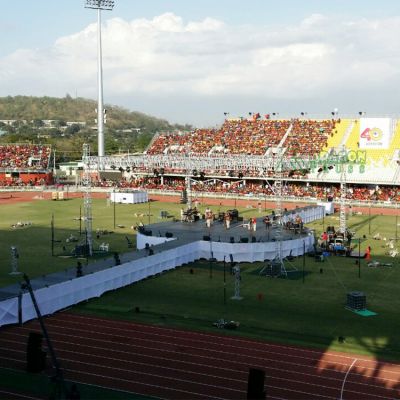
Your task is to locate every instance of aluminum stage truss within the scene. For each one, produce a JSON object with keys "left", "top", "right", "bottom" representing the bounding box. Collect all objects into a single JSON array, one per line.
[
  {"left": 82, "top": 152, "right": 355, "bottom": 268},
  {"left": 84, "top": 153, "right": 293, "bottom": 268}
]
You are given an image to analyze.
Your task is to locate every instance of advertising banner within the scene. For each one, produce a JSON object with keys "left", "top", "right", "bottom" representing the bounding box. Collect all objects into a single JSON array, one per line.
[{"left": 359, "top": 118, "right": 391, "bottom": 149}]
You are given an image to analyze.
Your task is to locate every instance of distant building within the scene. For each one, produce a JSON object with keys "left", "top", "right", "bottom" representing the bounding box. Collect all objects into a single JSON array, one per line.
[
  {"left": 57, "top": 161, "right": 84, "bottom": 177},
  {"left": 116, "top": 128, "right": 141, "bottom": 134},
  {"left": 0, "top": 119, "right": 86, "bottom": 129},
  {"left": 0, "top": 119, "right": 27, "bottom": 125},
  {"left": 66, "top": 121, "right": 86, "bottom": 127}
]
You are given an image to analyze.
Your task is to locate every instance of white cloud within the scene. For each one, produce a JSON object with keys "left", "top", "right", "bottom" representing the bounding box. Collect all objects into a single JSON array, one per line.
[{"left": 1, "top": 12, "right": 400, "bottom": 123}]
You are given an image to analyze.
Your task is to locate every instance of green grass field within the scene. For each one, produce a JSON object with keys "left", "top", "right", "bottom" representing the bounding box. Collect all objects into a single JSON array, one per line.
[
  {"left": 0, "top": 367, "right": 152, "bottom": 400},
  {"left": 0, "top": 197, "right": 259, "bottom": 286},
  {"left": 1, "top": 196, "right": 400, "bottom": 363}
]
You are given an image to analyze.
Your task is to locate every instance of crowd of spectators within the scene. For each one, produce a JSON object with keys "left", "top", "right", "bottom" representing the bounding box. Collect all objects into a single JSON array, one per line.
[
  {"left": 146, "top": 118, "right": 291, "bottom": 156},
  {"left": 146, "top": 131, "right": 194, "bottom": 155},
  {"left": 92, "top": 175, "right": 400, "bottom": 203},
  {"left": 0, "top": 177, "right": 47, "bottom": 187},
  {"left": 0, "top": 144, "right": 51, "bottom": 170},
  {"left": 146, "top": 118, "right": 336, "bottom": 157},
  {"left": 283, "top": 119, "right": 336, "bottom": 157},
  {"left": 218, "top": 119, "right": 290, "bottom": 155}
]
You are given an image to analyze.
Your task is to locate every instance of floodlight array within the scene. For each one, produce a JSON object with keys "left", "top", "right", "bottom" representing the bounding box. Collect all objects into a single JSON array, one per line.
[{"left": 85, "top": 0, "right": 115, "bottom": 10}]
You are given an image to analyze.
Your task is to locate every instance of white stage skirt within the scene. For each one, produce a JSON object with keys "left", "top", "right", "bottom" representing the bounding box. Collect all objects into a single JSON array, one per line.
[{"left": 0, "top": 233, "right": 314, "bottom": 327}]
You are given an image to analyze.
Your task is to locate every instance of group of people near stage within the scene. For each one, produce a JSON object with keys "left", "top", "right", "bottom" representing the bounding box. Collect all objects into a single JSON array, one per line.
[
  {"left": 318, "top": 226, "right": 366, "bottom": 256},
  {"left": 243, "top": 217, "right": 257, "bottom": 232},
  {"left": 284, "top": 214, "right": 304, "bottom": 233},
  {"left": 180, "top": 206, "right": 200, "bottom": 222},
  {"left": 180, "top": 204, "right": 307, "bottom": 236},
  {"left": 181, "top": 205, "right": 260, "bottom": 232}
]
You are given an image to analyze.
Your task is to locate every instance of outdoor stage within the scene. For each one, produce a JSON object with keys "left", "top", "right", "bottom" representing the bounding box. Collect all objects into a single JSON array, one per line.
[
  {"left": 136, "top": 213, "right": 315, "bottom": 263},
  {"left": 137, "top": 205, "right": 323, "bottom": 255}
]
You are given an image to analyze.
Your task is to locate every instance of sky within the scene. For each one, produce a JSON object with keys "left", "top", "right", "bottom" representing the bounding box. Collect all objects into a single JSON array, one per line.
[{"left": 1, "top": 0, "right": 400, "bottom": 127}]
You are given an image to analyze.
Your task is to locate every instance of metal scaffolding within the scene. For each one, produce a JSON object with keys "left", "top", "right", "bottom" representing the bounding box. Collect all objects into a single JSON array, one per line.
[
  {"left": 84, "top": 154, "right": 297, "bottom": 260},
  {"left": 338, "top": 145, "right": 348, "bottom": 234},
  {"left": 231, "top": 265, "right": 242, "bottom": 300},
  {"left": 339, "top": 164, "right": 347, "bottom": 234},
  {"left": 82, "top": 144, "right": 93, "bottom": 256},
  {"left": 272, "top": 149, "right": 286, "bottom": 276},
  {"left": 89, "top": 154, "right": 271, "bottom": 171}
]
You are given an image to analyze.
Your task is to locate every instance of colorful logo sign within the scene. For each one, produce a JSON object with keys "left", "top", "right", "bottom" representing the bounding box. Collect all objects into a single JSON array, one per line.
[
  {"left": 359, "top": 118, "right": 391, "bottom": 149},
  {"left": 360, "top": 127, "right": 383, "bottom": 142}
]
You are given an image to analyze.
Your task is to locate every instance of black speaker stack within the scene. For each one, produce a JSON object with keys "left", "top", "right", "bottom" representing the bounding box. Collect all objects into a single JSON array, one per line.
[
  {"left": 26, "top": 332, "right": 46, "bottom": 373},
  {"left": 247, "top": 368, "right": 266, "bottom": 399},
  {"left": 73, "top": 244, "right": 89, "bottom": 257},
  {"left": 180, "top": 190, "right": 188, "bottom": 204},
  {"left": 346, "top": 291, "right": 366, "bottom": 311}
]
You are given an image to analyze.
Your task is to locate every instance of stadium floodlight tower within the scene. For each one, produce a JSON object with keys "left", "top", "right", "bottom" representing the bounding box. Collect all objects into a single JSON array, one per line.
[{"left": 85, "top": 0, "right": 115, "bottom": 160}]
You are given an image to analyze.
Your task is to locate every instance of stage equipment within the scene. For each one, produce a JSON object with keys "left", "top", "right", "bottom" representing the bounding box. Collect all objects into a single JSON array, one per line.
[
  {"left": 231, "top": 265, "right": 242, "bottom": 300},
  {"left": 21, "top": 274, "right": 67, "bottom": 397},
  {"left": 271, "top": 148, "right": 287, "bottom": 277},
  {"left": 10, "top": 246, "right": 20, "bottom": 275},
  {"left": 247, "top": 368, "right": 266, "bottom": 399},
  {"left": 346, "top": 291, "right": 366, "bottom": 311}
]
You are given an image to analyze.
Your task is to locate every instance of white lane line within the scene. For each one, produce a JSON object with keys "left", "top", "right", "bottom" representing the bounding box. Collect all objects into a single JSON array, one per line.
[
  {"left": 44, "top": 314, "right": 400, "bottom": 366},
  {"left": 340, "top": 358, "right": 357, "bottom": 400},
  {"left": 0, "top": 390, "right": 41, "bottom": 400}
]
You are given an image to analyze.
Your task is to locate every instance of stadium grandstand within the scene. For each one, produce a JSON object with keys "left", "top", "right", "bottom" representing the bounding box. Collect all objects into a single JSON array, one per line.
[
  {"left": 0, "top": 116, "right": 399, "bottom": 205},
  {"left": 0, "top": 143, "right": 53, "bottom": 186},
  {"left": 92, "top": 115, "right": 400, "bottom": 206}
]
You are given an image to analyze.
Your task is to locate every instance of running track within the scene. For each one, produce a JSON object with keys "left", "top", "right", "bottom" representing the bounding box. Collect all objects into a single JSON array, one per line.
[
  {"left": 0, "top": 312, "right": 399, "bottom": 399},
  {"left": 1, "top": 191, "right": 398, "bottom": 216}
]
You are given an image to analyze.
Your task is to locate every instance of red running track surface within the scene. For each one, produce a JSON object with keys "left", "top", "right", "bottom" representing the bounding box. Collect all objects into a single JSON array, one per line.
[{"left": 0, "top": 312, "right": 399, "bottom": 399}]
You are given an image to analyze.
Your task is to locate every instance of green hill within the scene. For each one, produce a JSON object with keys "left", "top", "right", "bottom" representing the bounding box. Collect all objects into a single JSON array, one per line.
[
  {"left": 0, "top": 95, "right": 188, "bottom": 132},
  {"left": 0, "top": 95, "right": 191, "bottom": 159}
]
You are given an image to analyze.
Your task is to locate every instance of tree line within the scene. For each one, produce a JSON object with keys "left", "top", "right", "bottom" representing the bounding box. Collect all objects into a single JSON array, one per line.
[{"left": 0, "top": 95, "right": 191, "bottom": 162}]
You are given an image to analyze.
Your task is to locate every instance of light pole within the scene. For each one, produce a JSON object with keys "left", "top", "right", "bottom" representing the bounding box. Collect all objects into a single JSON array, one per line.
[
  {"left": 223, "top": 256, "right": 226, "bottom": 305},
  {"left": 358, "top": 238, "right": 361, "bottom": 278},
  {"left": 85, "top": 0, "right": 115, "bottom": 158},
  {"left": 368, "top": 202, "right": 371, "bottom": 235},
  {"left": 51, "top": 213, "right": 55, "bottom": 257},
  {"left": 79, "top": 205, "right": 82, "bottom": 236},
  {"left": 302, "top": 241, "right": 305, "bottom": 283},
  {"left": 264, "top": 191, "right": 267, "bottom": 212},
  {"left": 113, "top": 188, "right": 116, "bottom": 229}
]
